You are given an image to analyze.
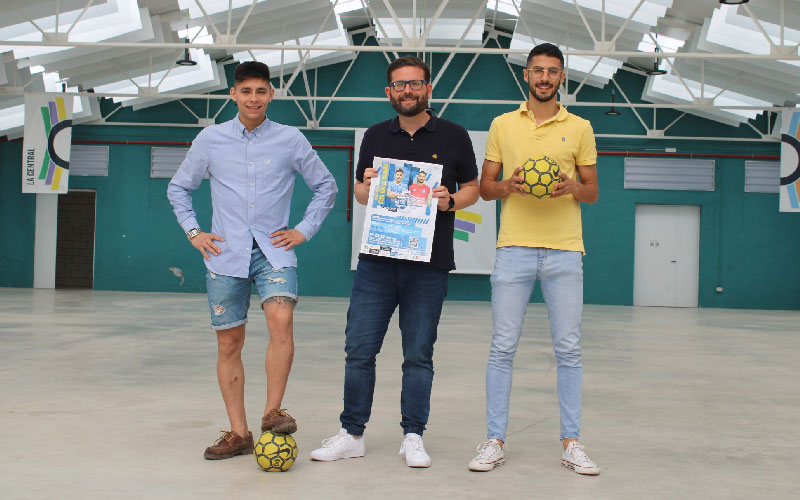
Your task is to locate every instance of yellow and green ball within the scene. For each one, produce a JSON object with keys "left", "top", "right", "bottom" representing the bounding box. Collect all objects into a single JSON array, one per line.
[
  {"left": 521, "top": 156, "right": 561, "bottom": 199},
  {"left": 254, "top": 431, "right": 298, "bottom": 472}
]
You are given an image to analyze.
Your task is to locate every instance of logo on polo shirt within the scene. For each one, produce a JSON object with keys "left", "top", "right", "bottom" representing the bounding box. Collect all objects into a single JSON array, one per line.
[
  {"left": 562, "top": 137, "right": 566, "bottom": 141},
  {"left": 432, "top": 154, "right": 438, "bottom": 159}
]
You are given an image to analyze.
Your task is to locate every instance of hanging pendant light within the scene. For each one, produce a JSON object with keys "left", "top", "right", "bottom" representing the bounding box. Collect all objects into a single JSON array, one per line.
[
  {"left": 176, "top": 18, "right": 197, "bottom": 67},
  {"left": 605, "top": 86, "right": 621, "bottom": 116}
]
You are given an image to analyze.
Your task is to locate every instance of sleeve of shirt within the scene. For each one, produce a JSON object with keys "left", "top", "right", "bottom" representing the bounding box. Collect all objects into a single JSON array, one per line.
[
  {"left": 484, "top": 117, "right": 502, "bottom": 163},
  {"left": 292, "top": 131, "right": 338, "bottom": 241},
  {"left": 456, "top": 127, "right": 479, "bottom": 184},
  {"left": 166, "top": 132, "right": 210, "bottom": 233},
  {"left": 355, "top": 128, "right": 373, "bottom": 183},
  {"left": 576, "top": 121, "right": 598, "bottom": 166}
]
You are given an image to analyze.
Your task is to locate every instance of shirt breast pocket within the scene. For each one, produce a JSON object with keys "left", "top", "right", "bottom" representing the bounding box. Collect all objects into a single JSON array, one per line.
[{"left": 259, "top": 153, "right": 293, "bottom": 190}]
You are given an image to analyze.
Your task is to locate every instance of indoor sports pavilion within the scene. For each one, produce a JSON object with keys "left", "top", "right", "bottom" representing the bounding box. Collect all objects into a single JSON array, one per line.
[{"left": 1, "top": 0, "right": 799, "bottom": 498}]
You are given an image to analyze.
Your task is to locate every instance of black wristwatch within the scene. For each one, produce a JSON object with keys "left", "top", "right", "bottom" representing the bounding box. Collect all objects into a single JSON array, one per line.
[{"left": 446, "top": 196, "right": 455, "bottom": 211}]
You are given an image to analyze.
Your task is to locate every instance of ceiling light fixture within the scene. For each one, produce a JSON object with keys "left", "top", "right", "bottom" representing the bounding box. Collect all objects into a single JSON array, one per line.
[
  {"left": 719, "top": 0, "right": 749, "bottom": 4},
  {"left": 645, "top": 47, "right": 667, "bottom": 76},
  {"left": 176, "top": 19, "right": 197, "bottom": 67},
  {"left": 605, "top": 86, "right": 621, "bottom": 116}
]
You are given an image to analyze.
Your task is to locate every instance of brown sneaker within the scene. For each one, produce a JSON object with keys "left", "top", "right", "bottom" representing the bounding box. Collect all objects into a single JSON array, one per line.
[
  {"left": 261, "top": 408, "right": 298, "bottom": 434},
  {"left": 203, "top": 430, "right": 254, "bottom": 460}
]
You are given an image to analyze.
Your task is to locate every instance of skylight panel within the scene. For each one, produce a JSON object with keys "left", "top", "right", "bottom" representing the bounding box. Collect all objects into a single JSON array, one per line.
[
  {"left": 334, "top": 0, "right": 364, "bottom": 14},
  {"left": 637, "top": 33, "right": 685, "bottom": 53},
  {"left": 1, "top": 0, "right": 145, "bottom": 59},
  {"left": 706, "top": 5, "right": 800, "bottom": 55},
  {"left": 556, "top": 0, "right": 672, "bottom": 27},
  {"left": 178, "top": 26, "right": 214, "bottom": 45},
  {"left": 93, "top": 49, "right": 216, "bottom": 103},
  {"left": 232, "top": 26, "right": 351, "bottom": 69},
  {"left": 375, "top": 18, "right": 483, "bottom": 45},
  {"left": 490, "top": 0, "right": 520, "bottom": 17},
  {"left": 648, "top": 74, "right": 770, "bottom": 121},
  {"left": 177, "top": 0, "right": 269, "bottom": 19}
]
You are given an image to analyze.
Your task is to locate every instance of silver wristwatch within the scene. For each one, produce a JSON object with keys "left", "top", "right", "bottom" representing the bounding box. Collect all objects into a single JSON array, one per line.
[{"left": 186, "top": 228, "right": 202, "bottom": 240}]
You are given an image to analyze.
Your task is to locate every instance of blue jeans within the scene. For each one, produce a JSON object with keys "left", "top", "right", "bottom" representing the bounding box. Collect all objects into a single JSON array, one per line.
[
  {"left": 340, "top": 259, "right": 448, "bottom": 436},
  {"left": 486, "top": 246, "right": 583, "bottom": 441},
  {"left": 205, "top": 246, "right": 298, "bottom": 330}
]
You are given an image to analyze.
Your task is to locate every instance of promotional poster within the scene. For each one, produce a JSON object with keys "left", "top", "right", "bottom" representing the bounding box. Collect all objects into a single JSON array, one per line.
[{"left": 360, "top": 156, "right": 442, "bottom": 262}]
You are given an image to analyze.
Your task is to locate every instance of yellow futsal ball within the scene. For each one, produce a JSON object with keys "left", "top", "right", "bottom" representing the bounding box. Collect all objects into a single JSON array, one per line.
[
  {"left": 520, "top": 156, "right": 561, "bottom": 199},
  {"left": 254, "top": 431, "right": 298, "bottom": 472}
]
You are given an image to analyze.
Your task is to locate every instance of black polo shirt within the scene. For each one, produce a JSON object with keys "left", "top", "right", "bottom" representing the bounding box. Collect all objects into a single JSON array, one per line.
[{"left": 356, "top": 112, "right": 478, "bottom": 271}]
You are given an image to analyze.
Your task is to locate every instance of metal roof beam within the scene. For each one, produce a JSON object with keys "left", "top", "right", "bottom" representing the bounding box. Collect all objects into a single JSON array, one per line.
[{"left": 2, "top": 40, "right": 797, "bottom": 60}]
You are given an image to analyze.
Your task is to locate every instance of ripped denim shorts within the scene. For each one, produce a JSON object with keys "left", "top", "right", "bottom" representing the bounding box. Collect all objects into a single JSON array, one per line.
[{"left": 205, "top": 245, "right": 298, "bottom": 330}]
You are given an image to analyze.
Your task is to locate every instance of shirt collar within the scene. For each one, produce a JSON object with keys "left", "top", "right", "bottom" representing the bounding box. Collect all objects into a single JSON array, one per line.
[
  {"left": 518, "top": 102, "right": 568, "bottom": 124},
  {"left": 388, "top": 110, "right": 438, "bottom": 134},
  {"left": 233, "top": 113, "right": 270, "bottom": 138}
]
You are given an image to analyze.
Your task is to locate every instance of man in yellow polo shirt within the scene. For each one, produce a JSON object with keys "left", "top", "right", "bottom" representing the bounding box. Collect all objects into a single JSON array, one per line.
[{"left": 468, "top": 43, "right": 600, "bottom": 475}]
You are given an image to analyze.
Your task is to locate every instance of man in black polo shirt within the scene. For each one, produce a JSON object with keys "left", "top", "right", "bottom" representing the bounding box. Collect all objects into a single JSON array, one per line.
[{"left": 310, "top": 56, "right": 479, "bottom": 468}]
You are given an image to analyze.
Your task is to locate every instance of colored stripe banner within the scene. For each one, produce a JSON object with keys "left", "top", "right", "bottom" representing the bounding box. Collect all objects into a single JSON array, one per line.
[
  {"left": 780, "top": 110, "right": 800, "bottom": 212},
  {"left": 22, "top": 93, "right": 73, "bottom": 194}
]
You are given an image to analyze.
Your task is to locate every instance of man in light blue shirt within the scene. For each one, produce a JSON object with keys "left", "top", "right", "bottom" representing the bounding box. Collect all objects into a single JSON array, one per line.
[{"left": 167, "top": 61, "right": 337, "bottom": 460}]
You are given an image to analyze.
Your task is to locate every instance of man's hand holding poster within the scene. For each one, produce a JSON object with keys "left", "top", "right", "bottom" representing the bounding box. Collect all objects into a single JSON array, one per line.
[{"left": 360, "top": 157, "right": 442, "bottom": 262}]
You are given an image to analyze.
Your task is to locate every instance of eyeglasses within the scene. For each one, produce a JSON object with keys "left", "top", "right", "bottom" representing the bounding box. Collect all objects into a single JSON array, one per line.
[
  {"left": 526, "top": 67, "right": 561, "bottom": 78},
  {"left": 389, "top": 80, "right": 428, "bottom": 92}
]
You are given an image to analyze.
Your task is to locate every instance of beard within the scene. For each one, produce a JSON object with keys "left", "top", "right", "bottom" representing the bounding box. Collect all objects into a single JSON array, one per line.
[
  {"left": 390, "top": 92, "right": 429, "bottom": 117},
  {"left": 529, "top": 82, "right": 559, "bottom": 103}
]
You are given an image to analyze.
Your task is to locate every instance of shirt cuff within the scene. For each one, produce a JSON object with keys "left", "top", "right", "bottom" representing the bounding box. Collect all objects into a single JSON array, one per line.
[
  {"left": 294, "top": 220, "right": 315, "bottom": 242},
  {"left": 179, "top": 217, "right": 200, "bottom": 234}
]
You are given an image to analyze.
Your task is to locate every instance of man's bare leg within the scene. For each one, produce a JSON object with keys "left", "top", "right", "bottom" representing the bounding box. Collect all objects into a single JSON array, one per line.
[
  {"left": 262, "top": 296, "right": 295, "bottom": 415},
  {"left": 216, "top": 324, "right": 248, "bottom": 437}
]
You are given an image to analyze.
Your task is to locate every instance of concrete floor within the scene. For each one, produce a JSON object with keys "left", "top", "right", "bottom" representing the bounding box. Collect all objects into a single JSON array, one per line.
[{"left": 1, "top": 288, "right": 798, "bottom": 499}]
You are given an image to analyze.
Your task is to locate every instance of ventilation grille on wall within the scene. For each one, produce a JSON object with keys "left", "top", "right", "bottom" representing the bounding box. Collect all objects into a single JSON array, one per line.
[
  {"left": 624, "top": 158, "right": 715, "bottom": 191},
  {"left": 70, "top": 145, "right": 109, "bottom": 176},
  {"left": 150, "top": 147, "right": 192, "bottom": 179},
  {"left": 744, "top": 160, "right": 779, "bottom": 193}
]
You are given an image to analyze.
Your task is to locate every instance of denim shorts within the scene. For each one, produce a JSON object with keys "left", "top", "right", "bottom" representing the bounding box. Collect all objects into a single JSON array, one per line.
[{"left": 205, "top": 246, "right": 298, "bottom": 330}]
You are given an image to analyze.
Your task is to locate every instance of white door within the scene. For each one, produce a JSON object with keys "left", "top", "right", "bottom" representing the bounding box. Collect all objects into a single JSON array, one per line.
[{"left": 633, "top": 204, "right": 700, "bottom": 307}]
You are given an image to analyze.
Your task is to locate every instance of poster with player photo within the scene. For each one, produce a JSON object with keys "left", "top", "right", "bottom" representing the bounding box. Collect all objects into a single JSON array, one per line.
[{"left": 361, "top": 156, "right": 442, "bottom": 262}]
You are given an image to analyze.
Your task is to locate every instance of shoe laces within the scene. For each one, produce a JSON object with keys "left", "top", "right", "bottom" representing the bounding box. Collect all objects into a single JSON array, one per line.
[
  {"left": 269, "top": 408, "right": 291, "bottom": 417},
  {"left": 214, "top": 430, "right": 236, "bottom": 446},
  {"left": 321, "top": 429, "right": 348, "bottom": 448},
  {"left": 400, "top": 434, "right": 425, "bottom": 455},
  {"left": 567, "top": 443, "right": 594, "bottom": 464},
  {"left": 475, "top": 439, "right": 502, "bottom": 459}
]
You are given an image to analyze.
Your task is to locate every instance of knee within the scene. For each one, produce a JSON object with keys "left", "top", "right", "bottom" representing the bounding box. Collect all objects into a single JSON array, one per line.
[
  {"left": 217, "top": 335, "right": 244, "bottom": 361},
  {"left": 553, "top": 343, "right": 582, "bottom": 367},
  {"left": 402, "top": 344, "right": 434, "bottom": 368},
  {"left": 344, "top": 341, "right": 380, "bottom": 366},
  {"left": 488, "top": 337, "right": 519, "bottom": 363},
  {"left": 268, "top": 327, "right": 293, "bottom": 346}
]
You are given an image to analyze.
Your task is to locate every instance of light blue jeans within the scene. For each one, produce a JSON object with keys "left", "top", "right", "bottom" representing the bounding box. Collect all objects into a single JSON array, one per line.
[{"left": 486, "top": 246, "right": 584, "bottom": 442}]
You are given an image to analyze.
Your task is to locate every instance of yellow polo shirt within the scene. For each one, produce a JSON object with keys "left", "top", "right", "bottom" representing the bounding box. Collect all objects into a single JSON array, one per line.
[{"left": 485, "top": 103, "right": 596, "bottom": 254}]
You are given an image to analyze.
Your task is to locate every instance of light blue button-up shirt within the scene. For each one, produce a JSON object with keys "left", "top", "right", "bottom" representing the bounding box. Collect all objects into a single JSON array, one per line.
[{"left": 167, "top": 115, "right": 337, "bottom": 278}]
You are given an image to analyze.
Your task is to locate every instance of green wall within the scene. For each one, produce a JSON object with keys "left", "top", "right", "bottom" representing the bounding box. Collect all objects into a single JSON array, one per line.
[{"left": 1, "top": 33, "right": 797, "bottom": 309}]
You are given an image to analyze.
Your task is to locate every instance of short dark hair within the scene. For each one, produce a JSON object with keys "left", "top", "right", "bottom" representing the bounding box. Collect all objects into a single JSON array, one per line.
[
  {"left": 234, "top": 61, "right": 270, "bottom": 85},
  {"left": 386, "top": 56, "right": 430, "bottom": 85},
  {"left": 526, "top": 43, "right": 564, "bottom": 68}
]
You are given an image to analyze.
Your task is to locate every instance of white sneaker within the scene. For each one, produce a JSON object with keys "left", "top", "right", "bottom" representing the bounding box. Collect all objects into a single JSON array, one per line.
[
  {"left": 561, "top": 441, "right": 599, "bottom": 475},
  {"left": 309, "top": 429, "right": 365, "bottom": 461},
  {"left": 468, "top": 439, "right": 505, "bottom": 471},
  {"left": 399, "top": 433, "right": 431, "bottom": 468}
]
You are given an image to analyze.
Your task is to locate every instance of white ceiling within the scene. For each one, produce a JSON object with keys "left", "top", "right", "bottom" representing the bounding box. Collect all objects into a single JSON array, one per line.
[{"left": 0, "top": 0, "right": 798, "bottom": 137}]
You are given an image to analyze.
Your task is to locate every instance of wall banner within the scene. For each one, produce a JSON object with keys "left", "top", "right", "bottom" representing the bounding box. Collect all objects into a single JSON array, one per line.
[
  {"left": 780, "top": 110, "right": 800, "bottom": 212},
  {"left": 22, "top": 93, "right": 73, "bottom": 194}
]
